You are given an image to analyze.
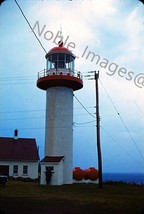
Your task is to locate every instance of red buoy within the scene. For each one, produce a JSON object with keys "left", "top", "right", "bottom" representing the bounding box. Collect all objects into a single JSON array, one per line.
[
  {"left": 73, "top": 167, "right": 84, "bottom": 181},
  {"left": 84, "top": 167, "right": 99, "bottom": 181}
]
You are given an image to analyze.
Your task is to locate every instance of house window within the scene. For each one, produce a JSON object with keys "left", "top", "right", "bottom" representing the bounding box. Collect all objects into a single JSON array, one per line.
[
  {"left": 13, "top": 165, "right": 18, "bottom": 174},
  {"left": 23, "top": 165, "right": 28, "bottom": 175}
]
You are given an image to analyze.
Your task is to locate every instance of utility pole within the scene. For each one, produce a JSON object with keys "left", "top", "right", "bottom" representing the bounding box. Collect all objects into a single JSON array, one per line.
[
  {"left": 95, "top": 71, "right": 102, "bottom": 189},
  {"left": 85, "top": 70, "right": 102, "bottom": 188}
]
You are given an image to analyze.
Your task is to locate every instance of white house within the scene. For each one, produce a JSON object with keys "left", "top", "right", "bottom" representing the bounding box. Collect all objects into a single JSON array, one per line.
[
  {"left": 40, "top": 156, "right": 64, "bottom": 185},
  {"left": 0, "top": 130, "right": 40, "bottom": 179}
]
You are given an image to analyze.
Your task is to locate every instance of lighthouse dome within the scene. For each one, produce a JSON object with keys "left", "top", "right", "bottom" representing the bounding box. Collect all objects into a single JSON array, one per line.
[{"left": 46, "top": 46, "right": 75, "bottom": 58}]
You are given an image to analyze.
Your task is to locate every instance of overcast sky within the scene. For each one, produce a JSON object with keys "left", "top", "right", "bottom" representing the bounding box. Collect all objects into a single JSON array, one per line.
[{"left": 0, "top": 0, "right": 144, "bottom": 173}]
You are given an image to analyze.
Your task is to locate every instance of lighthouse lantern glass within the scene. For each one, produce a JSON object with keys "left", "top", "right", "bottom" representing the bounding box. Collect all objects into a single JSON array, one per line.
[{"left": 46, "top": 53, "right": 75, "bottom": 74}]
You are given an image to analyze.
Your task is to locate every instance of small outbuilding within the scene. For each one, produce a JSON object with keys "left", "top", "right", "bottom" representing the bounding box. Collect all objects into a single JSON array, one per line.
[
  {"left": 40, "top": 156, "right": 64, "bottom": 185},
  {"left": 0, "top": 130, "right": 39, "bottom": 179}
]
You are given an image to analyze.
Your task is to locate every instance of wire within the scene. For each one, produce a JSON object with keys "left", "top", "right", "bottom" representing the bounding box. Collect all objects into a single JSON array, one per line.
[
  {"left": 14, "top": 0, "right": 47, "bottom": 54},
  {"left": 99, "top": 79, "right": 120, "bottom": 115},
  {"left": 73, "top": 94, "right": 96, "bottom": 119},
  {"left": 0, "top": 77, "right": 35, "bottom": 81},
  {"left": 0, "top": 113, "right": 95, "bottom": 122},
  {"left": 0, "top": 110, "right": 44, "bottom": 114},
  {"left": 74, "top": 120, "right": 95, "bottom": 125},
  {"left": 0, "top": 125, "right": 96, "bottom": 132},
  {"left": 0, "top": 73, "right": 96, "bottom": 121},
  {"left": 135, "top": 102, "right": 144, "bottom": 116},
  {"left": 0, "top": 106, "right": 94, "bottom": 114},
  {"left": 0, "top": 124, "right": 95, "bottom": 131},
  {"left": 101, "top": 126, "right": 144, "bottom": 169},
  {"left": 0, "top": 76, "right": 36, "bottom": 85},
  {"left": 54, "top": 69, "right": 96, "bottom": 119},
  {"left": 74, "top": 125, "right": 95, "bottom": 128},
  {"left": 99, "top": 79, "right": 144, "bottom": 161},
  {"left": 0, "top": 116, "right": 44, "bottom": 121},
  {"left": 0, "top": 127, "right": 45, "bottom": 131},
  {"left": 0, "top": 82, "right": 35, "bottom": 86},
  {"left": 0, "top": 70, "right": 44, "bottom": 81}
]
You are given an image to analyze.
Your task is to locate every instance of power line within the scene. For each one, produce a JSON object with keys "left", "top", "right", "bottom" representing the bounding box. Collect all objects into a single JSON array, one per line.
[
  {"left": 0, "top": 106, "right": 94, "bottom": 114},
  {"left": 0, "top": 70, "right": 44, "bottom": 86},
  {"left": 0, "top": 124, "right": 95, "bottom": 131},
  {"left": 54, "top": 69, "right": 95, "bottom": 120},
  {"left": 73, "top": 125, "right": 95, "bottom": 128},
  {"left": 0, "top": 82, "right": 35, "bottom": 86},
  {"left": 0, "top": 116, "right": 44, "bottom": 121},
  {"left": 99, "top": 79, "right": 120, "bottom": 115},
  {"left": 0, "top": 74, "right": 96, "bottom": 121},
  {"left": 14, "top": 0, "right": 47, "bottom": 54},
  {"left": 0, "top": 70, "right": 44, "bottom": 82},
  {"left": 99, "top": 79, "right": 144, "bottom": 161},
  {"left": 0, "top": 78, "right": 35, "bottom": 81},
  {"left": 135, "top": 102, "right": 144, "bottom": 116},
  {"left": 0, "top": 113, "right": 95, "bottom": 121},
  {"left": 0, "top": 127, "right": 45, "bottom": 131},
  {"left": 0, "top": 76, "right": 36, "bottom": 80},
  {"left": 73, "top": 94, "right": 96, "bottom": 119},
  {"left": 101, "top": 126, "right": 144, "bottom": 169},
  {"left": 74, "top": 120, "right": 96, "bottom": 125},
  {"left": 0, "top": 110, "right": 45, "bottom": 114},
  {"left": 52, "top": 73, "right": 96, "bottom": 119}
]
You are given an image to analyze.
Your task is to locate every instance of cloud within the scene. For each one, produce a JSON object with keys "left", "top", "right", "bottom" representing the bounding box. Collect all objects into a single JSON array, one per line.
[{"left": 27, "top": 0, "right": 117, "bottom": 52}]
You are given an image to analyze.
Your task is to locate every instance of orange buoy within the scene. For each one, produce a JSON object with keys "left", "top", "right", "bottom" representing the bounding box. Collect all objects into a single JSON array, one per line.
[
  {"left": 84, "top": 167, "right": 99, "bottom": 181},
  {"left": 73, "top": 167, "right": 84, "bottom": 181}
]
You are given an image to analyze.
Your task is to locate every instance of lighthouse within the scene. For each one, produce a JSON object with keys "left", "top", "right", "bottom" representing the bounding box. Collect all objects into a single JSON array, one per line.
[{"left": 37, "top": 40, "right": 83, "bottom": 185}]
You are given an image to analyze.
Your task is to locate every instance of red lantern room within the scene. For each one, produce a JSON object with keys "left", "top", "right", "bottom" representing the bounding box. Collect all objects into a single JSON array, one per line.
[{"left": 37, "top": 42, "right": 83, "bottom": 91}]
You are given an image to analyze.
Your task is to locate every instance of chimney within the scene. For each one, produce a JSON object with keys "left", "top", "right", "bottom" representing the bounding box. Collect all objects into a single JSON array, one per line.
[{"left": 14, "top": 129, "right": 18, "bottom": 140}]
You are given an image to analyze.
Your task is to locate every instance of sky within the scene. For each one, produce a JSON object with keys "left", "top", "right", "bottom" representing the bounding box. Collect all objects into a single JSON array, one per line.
[{"left": 0, "top": 0, "right": 144, "bottom": 173}]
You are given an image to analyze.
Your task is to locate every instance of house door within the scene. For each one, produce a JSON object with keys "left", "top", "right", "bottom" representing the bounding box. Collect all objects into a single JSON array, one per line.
[{"left": 0, "top": 165, "right": 9, "bottom": 176}]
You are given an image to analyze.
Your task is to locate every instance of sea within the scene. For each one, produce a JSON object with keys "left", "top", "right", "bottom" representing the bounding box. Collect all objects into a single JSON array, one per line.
[{"left": 103, "top": 173, "right": 144, "bottom": 185}]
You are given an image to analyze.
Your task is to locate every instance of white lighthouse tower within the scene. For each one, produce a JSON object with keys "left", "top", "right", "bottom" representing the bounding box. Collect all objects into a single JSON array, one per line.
[{"left": 37, "top": 41, "right": 83, "bottom": 185}]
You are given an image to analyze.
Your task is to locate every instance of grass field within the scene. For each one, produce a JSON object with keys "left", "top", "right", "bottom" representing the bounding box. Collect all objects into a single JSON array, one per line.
[{"left": 0, "top": 181, "right": 144, "bottom": 214}]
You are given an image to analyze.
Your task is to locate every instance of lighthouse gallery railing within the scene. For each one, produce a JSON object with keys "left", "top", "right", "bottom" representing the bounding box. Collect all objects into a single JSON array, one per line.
[{"left": 37, "top": 69, "right": 83, "bottom": 80}]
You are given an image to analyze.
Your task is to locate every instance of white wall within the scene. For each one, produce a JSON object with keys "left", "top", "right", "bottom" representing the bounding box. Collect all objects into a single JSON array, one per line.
[
  {"left": 40, "top": 161, "right": 64, "bottom": 185},
  {"left": 45, "top": 87, "right": 73, "bottom": 184},
  {"left": 0, "top": 161, "right": 39, "bottom": 179}
]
